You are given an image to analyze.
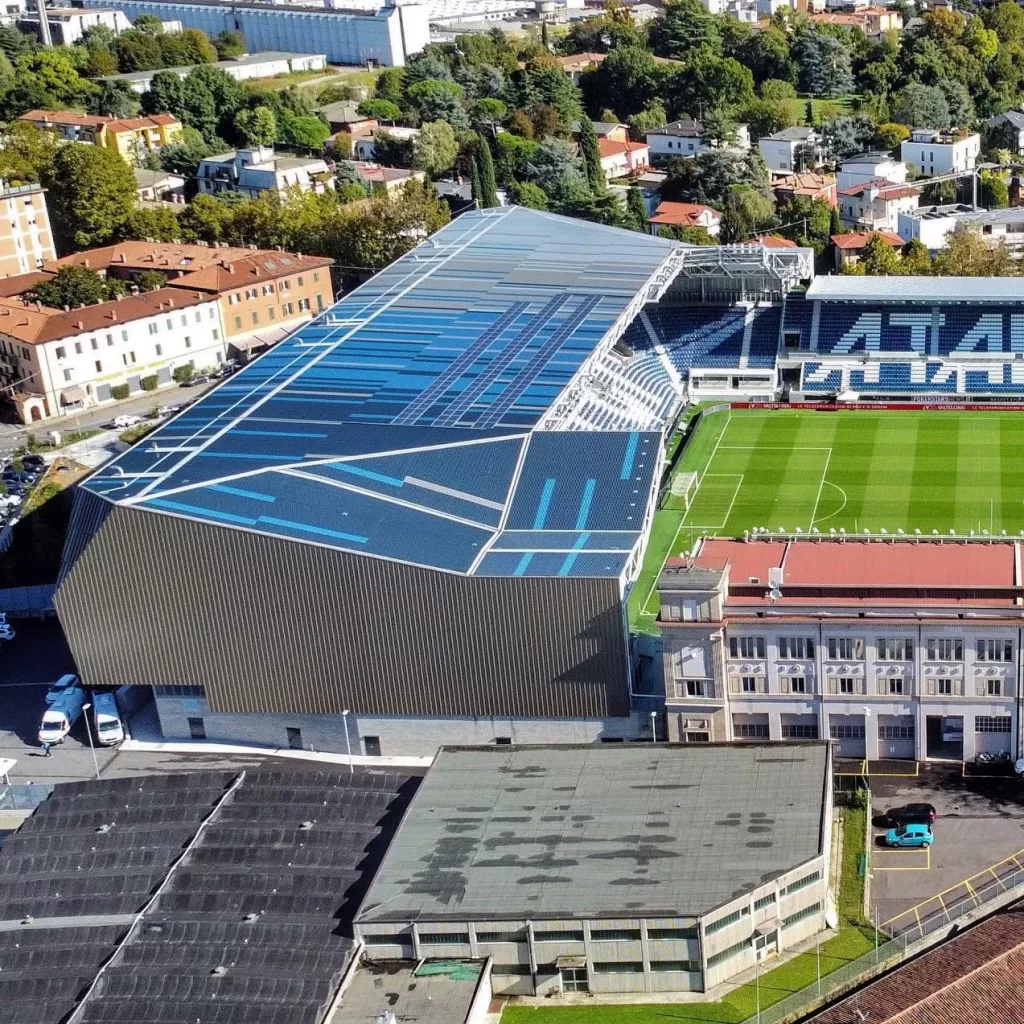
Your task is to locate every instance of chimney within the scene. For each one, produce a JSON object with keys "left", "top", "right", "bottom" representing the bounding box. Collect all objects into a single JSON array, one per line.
[
  {"left": 109, "top": 310, "right": 117, "bottom": 321},
  {"left": 75, "top": 320, "right": 83, "bottom": 330},
  {"left": 226, "top": 263, "right": 234, "bottom": 273}
]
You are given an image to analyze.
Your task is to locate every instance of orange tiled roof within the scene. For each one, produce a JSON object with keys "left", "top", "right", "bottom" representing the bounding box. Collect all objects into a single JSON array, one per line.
[{"left": 831, "top": 230, "right": 904, "bottom": 250}]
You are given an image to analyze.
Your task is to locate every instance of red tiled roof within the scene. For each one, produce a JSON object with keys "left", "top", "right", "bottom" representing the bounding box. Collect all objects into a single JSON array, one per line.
[
  {"left": 840, "top": 178, "right": 919, "bottom": 200},
  {"left": 747, "top": 235, "right": 798, "bottom": 248},
  {"left": 104, "top": 115, "right": 181, "bottom": 133},
  {"left": 831, "top": 230, "right": 904, "bottom": 250},
  {"left": 649, "top": 201, "right": 720, "bottom": 226},
  {"left": 172, "top": 252, "right": 333, "bottom": 293},
  {"left": 20, "top": 109, "right": 108, "bottom": 128},
  {"left": 598, "top": 138, "right": 649, "bottom": 158},
  {"left": 809, "top": 912, "right": 1024, "bottom": 1024}
]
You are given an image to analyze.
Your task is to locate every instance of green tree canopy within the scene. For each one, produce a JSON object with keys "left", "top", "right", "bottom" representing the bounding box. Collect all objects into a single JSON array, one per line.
[
  {"left": 412, "top": 120, "right": 459, "bottom": 177},
  {"left": 358, "top": 98, "right": 402, "bottom": 123},
  {"left": 30, "top": 266, "right": 115, "bottom": 308}
]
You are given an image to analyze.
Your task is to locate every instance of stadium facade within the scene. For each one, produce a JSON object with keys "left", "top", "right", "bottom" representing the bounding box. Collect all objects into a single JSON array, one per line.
[{"left": 59, "top": 207, "right": 762, "bottom": 754}]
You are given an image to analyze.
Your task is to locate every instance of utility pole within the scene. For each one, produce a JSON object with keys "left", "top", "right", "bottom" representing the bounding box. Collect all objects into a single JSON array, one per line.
[{"left": 35, "top": 0, "right": 52, "bottom": 47}]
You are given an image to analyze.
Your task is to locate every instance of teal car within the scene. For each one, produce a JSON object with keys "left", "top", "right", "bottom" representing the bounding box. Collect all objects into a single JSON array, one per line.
[{"left": 885, "top": 823, "right": 933, "bottom": 848}]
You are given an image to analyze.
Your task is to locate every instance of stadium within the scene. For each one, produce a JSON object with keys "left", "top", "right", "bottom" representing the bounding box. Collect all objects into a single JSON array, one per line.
[{"left": 53, "top": 204, "right": 1024, "bottom": 757}]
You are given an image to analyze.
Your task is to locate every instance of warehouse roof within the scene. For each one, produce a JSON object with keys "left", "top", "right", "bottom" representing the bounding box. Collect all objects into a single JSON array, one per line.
[
  {"left": 807, "top": 275, "right": 1024, "bottom": 302},
  {"left": 81, "top": 207, "right": 677, "bottom": 578},
  {"left": 356, "top": 743, "right": 829, "bottom": 923}
]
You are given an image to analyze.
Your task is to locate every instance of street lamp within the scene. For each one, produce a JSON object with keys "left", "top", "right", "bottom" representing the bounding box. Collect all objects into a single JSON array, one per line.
[
  {"left": 80, "top": 703, "right": 100, "bottom": 781},
  {"left": 650, "top": 710, "right": 657, "bottom": 743},
  {"left": 342, "top": 709, "right": 353, "bottom": 777}
]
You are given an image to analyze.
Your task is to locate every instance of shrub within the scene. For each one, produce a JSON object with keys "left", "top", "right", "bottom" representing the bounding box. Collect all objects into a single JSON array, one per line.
[
  {"left": 119, "top": 422, "right": 157, "bottom": 445},
  {"left": 172, "top": 364, "right": 194, "bottom": 384},
  {"left": 140, "top": 374, "right": 159, "bottom": 392},
  {"left": 110, "top": 383, "right": 130, "bottom": 401}
]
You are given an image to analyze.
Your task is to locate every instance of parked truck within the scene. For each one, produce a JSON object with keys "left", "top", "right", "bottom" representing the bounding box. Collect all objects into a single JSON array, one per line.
[{"left": 39, "top": 683, "right": 86, "bottom": 745}]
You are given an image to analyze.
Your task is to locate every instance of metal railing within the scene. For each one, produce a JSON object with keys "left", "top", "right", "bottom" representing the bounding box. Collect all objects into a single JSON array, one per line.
[
  {"left": 0, "top": 782, "right": 53, "bottom": 811},
  {"left": 742, "top": 864, "right": 1024, "bottom": 1024}
]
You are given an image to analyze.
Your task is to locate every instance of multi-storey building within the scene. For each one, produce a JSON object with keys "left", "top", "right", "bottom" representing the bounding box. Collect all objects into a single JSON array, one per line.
[
  {"left": 901, "top": 130, "right": 980, "bottom": 177},
  {"left": 0, "top": 182, "right": 55, "bottom": 276},
  {"left": 19, "top": 111, "right": 183, "bottom": 160},
  {"left": 196, "top": 146, "right": 334, "bottom": 198},
  {"left": 659, "top": 538, "right": 1021, "bottom": 763}
]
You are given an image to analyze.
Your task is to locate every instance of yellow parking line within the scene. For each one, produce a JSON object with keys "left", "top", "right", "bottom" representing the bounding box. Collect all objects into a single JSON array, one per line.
[{"left": 990, "top": 867, "right": 1007, "bottom": 891}]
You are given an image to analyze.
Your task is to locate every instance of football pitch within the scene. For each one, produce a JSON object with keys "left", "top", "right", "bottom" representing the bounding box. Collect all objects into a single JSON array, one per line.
[{"left": 629, "top": 408, "right": 1024, "bottom": 633}]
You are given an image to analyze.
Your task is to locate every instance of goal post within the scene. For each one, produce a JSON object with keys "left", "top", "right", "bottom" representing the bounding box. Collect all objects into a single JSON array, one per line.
[{"left": 669, "top": 471, "right": 699, "bottom": 512}]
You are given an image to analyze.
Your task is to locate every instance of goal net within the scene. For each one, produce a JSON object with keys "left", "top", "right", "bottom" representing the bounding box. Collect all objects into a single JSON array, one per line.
[{"left": 668, "top": 472, "right": 699, "bottom": 512}]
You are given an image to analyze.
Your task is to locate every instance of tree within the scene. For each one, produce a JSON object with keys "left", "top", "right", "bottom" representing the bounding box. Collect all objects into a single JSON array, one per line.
[
  {"left": 113, "top": 28, "right": 162, "bottom": 72},
  {"left": 13, "top": 49, "right": 94, "bottom": 109},
  {"left": 214, "top": 30, "right": 246, "bottom": 59},
  {"left": 628, "top": 102, "right": 668, "bottom": 139},
  {"left": 177, "top": 193, "right": 234, "bottom": 242},
  {"left": 470, "top": 155, "right": 482, "bottom": 208},
  {"left": 667, "top": 54, "right": 753, "bottom": 120},
  {"left": 582, "top": 46, "right": 662, "bottom": 121},
  {"left": 740, "top": 97, "right": 797, "bottom": 141},
  {"left": 721, "top": 184, "right": 775, "bottom": 242},
  {"left": 159, "top": 125, "right": 213, "bottom": 176},
  {"left": 120, "top": 205, "right": 181, "bottom": 243},
  {"left": 406, "top": 79, "right": 469, "bottom": 130},
  {"left": 357, "top": 98, "right": 402, "bottom": 123},
  {"left": 982, "top": 172, "right": 1010, "bottom": 209},
  {"left": 793, "top": 28, "right": 854, "bottom": 98},
  {"left": 93, "top": 78, "right": 141, "bottom": 118},
  {"left": 742, "top": 27, "right": 794, "bottom": 86},
  {"left": 470, "top": 97, "right": 506, "bottom": 136},
  {"left": 661, "top": 224, "right": 717, "bottom": 244},
  {"left": 42, "top": 145, "right": 137, "bottom": 252},
  {"left": 279, "top": 112, "right": 330, "bottom": 151},
  {"left": 375, "top": 66, "right": 405, "bottom": 104},
  {"left": 874, "top": 122, "right": 910, "bottom": 151},
  {"left": 142, "top": 69, "right": 186, "bottom": 118},
  {"left": 626, "top": 186, "right": 648, "bottom": 232},
  {"left": 477, "top": 137, "right": 498, "bottom": 207},
  {"left": 701, "top": 108, "right": 739, "bottom": 147},
  {"left": 0, "top": 120, "right": 60, "bottom": 183},
  {"left": 507, "top": 179, "right": 548, "bottom": 209},
  {"left": 134, "top": 13, "right": 164, "bottom": 33},
  {"left": 662, "top": 148, "right": 772, "bottom": 209},
  {"left": 493, "top": 132, "right": 537, "bottom": 184},
  {"left": 902, "top": 238, "right": 933, "bottom": 275},
  {"left": 651, "top": 0, "right": 722, "bottom": 59},
  {"left": 235, "top": 105, "right": 277, "bottom": 147},
  {"left": 859, "top": 232, "right": 902, "bottom": 275},
  {"left": 577, "top": 117, "right": 606, "bottom": 195},
  {"left": 30, "top": 266, "right": 112, "bottom": 308},
  {"left": 821, "top": 115, "right": 875, "bottom": 162},
  {"left": 374, "top": 130, "right": 415, "bottom": 167},
  {"left": 137, "top": 270, "right": 169, "bottom": 292},
  {"left": 413, "top": 120, "right": 459, "bottom": 177},
  {"left": 937, "top": 79, "right": 974, "bottom": 128},
  {"left": 524, "top": 137, "right": 586, "bottom": 196},
  {"left": 895, "top": 83, "right": 950, "bottom": 130}
]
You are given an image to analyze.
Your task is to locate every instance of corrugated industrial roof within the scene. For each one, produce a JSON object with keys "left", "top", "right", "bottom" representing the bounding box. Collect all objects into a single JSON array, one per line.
[
  {"left": 356, "top": 743, "right": 829, "bottom": 923},
  {"left": 81, "top": 207, "right": 677, "bottom": 578}
]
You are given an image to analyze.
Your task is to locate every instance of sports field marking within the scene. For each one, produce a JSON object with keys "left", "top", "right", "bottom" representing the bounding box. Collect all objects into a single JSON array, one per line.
[
  {"left": 808, "top": 448, "right": 833, "bottom": 530},
  {"left": 811, "top": 481, "right": 848, "bottom": 528},
  {"left": 679, "top": 474, "right": 744, "bottom": 531}
]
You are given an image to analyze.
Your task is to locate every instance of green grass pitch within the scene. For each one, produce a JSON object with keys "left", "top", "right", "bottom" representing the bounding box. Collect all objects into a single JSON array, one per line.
[{"left": 628, "top": 408, "right": 1024, "bottom": 633}]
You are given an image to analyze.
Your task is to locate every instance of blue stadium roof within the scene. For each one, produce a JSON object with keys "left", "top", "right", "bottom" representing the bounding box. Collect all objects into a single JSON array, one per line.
[{"left": 84, "top": 207, "right": 678, "bottom": 577}]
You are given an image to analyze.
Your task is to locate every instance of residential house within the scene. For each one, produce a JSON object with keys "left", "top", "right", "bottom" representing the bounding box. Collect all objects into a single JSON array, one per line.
[
  {"left": 649, "top": 201, "right": 722, "bottom": 237},
  {"left": 839, "top": 179, "right": 920, "bottom": 232},
  {"left": 353, "top": 162, "right": 425, "bottom": 193},
  {"left": 353, "top": 125, "right": 420, "bottom": 162},
  {"left": 830, "top": 230, "right": 904, "bottom": 271},
  {"left": 759, "top": 127, "right": 823, "bottom": 173},
  {"left": 0, "top": 182, "right": 55, "bottom": 277},
  {"left": 196, "top": 147, "right": 334, "bottom": 198},
  {"left": 987, "top": 110, "right": 1024, "bottom": 155},
  {"left": 745, "top": 234, "right": 798, "bottom": 248},
  {"left": 19, "top": 110, "right": 183, "bottom": 160},
  {"left": 598, "top": 137, "right": 649, "bottom": 179},
  {"left": 901, "top": 129, "right": 980, "bottom": 176},
  {"left": 316, "top": 101, "right": 377, "bottom": 135},
  {"left": 134, "top": 168, "right": 186, "bottom": 205},
  {"left": 646, "top": 119, "right": 751, "bottom": 164},
  {"left": 810, "top": 6, "right": 902, "bottom": 40},
  {"left": 772, "top": 171, "right": 837, "bottom": 209},
  {"left": 836, "top": 151, "right": 907, "bottom": 192},
  {"left": 898, "top": 203, "right": 1024, "bottom": 252},
  {"left": 554, "top": 52, "right": 605, "bottom": 85}
]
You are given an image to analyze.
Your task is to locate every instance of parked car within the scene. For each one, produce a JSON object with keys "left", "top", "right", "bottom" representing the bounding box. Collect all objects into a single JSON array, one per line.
[
  {"left": 113, "top": 415, "right": 142, "bottom": 429},
  {"left": 885, "top": 803, "right": 937, "bottom": 827},
  {"left": 22, "top": 455, "right": 44, "bottom": 470},
  {"left": 161, "top": 404, "right": 183, "bottom": 416},
  {"left": 0, "top": 495, "right": 22, "bottom": 508},
  {"left": 884, "top": 823, "right": 934, "bottom": 848},
  {"left": 182, "top": 374, "right": 209, "bottom": 387}
]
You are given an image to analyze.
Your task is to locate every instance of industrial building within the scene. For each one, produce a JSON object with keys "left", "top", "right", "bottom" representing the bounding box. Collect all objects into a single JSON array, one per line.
[
  {"left": 659, "top": 537, "right": 1023, "bottom": 761},
  {"left": 355, "top": 743, "right": 834, "bottom": 996},
  {"left": 78, "top": 0, "right": 429, "bottom": 65}
]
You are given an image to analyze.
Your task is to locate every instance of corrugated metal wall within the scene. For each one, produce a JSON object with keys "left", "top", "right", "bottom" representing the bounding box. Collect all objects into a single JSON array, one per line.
[{"left": 56, "top": 491, "right": 630, "bottom": 719}]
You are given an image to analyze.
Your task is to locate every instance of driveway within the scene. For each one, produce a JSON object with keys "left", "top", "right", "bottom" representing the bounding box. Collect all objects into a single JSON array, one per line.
[{"left": 868, "top": 763, "right": 1024, "bottom": 931}]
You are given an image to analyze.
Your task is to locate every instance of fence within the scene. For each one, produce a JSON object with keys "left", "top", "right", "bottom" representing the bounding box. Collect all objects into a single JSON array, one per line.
[
  {"left": 741, "top": 861, "right": 1024, "bottom": 1024},
  {"left": 0, "top": 782, "right": 53, "bottom": 811}
]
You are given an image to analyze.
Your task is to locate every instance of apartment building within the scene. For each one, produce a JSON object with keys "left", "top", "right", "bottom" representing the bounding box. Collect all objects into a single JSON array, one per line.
[
  {"left": 901, "top": 130, "right": 980, "bottom": 177},
  {"left": 646, "top": 119, "right": 751, "bottom": 163},
  {"left": 0, "top": 182, "right": 55, "bottom": 277},
  {"left": 838, "top": 179, "right": 919, "bottom": 232},
  {"left": 19, "top": 110, "right": 183, "bottom": 160},
  {"left": 0, "top": 287, "right": 224, "bottom": 422},
  {"left": 197, "top": 146, "right": 334, "bottom": 197},
  {"left": 658, "top": 538, "right": 1021, "bottom": 763}
]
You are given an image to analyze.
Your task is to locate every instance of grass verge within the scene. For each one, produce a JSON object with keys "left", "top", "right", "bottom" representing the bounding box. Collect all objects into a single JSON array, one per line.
[{"left": 26, "top": 428, "right": 101, "bottom": 453}]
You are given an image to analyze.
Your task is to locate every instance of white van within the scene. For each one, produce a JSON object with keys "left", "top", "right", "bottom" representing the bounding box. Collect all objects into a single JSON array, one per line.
[{"left": 91, "top": 691, "right": 124, "bottom": 746}]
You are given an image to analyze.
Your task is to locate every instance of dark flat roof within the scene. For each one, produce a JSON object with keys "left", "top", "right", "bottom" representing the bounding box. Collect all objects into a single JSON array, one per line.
[{"left": 356, "top": 743, "right": 829, "bottom": 924}]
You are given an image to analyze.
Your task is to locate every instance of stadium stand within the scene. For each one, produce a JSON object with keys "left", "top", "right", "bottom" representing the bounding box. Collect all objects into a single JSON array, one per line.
[{"left": 0, "top": 768, "right": 418, "bottom": 1024}]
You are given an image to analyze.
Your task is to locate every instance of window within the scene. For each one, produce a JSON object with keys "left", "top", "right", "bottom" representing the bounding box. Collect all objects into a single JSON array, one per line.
[
  {"left": 94, "top": 360, "right": 102, "bottom": 372},
  {"left": 591, "top": 929, "right": 641, "bottom": 941},
  {"left": 705, "top": 907, "right": 749, "bottom": 935},
  {"left": 706, "top": 939, "right": 749, "bottom": 967},
  {"left": 55, "top": 346, "right": 66, "bottom": 359},
  {"left": 733, "top": 720, "right": 769, "bottom": 739},
  {"left": 165, "top": 319, "right": 173, "bottom": 331},
  {"left": 187, "top": 717, "right": 205, "bottom": 740},
  {"left": 74, "top": 341, "right": 82, "bottom": 355},
  {"left": 976, "top": 716, "right": 1011, "bottom": 732},
  {"left": 245, "top": 288, "right": 257, "bottom": 300},
  {"left": 106, "top": 333, "right": 113, "bottom": 346},
  {"left": 592, "top": 962, "right": 643, "bottom": 974},
  {"left": 477, "top": 930, "right": 526, "bottom": 943},
  {"left": 879, "top": 724, "right": 914, "bottom": 740},
  {"left": 838, "top": 677, "right": 855, "bottom": 694},
  {"left": 212, "top": 328, "right": 220, "bottom": 340},
  {"left": 936, "top": 678, "right": 953, "bottom": 695},
  {"left": 363, "top": 736, "right": 381, "bottom": 756},
  {"left": 827, "top": 638, "right": 863, "bottom": 660},
  {"left": 978, "top": 639, "right": 1013, "bottom": 662},
  {"left": 489, "top": 964, "right": 531, "bottom": 976},
  {"left": 685, "top": 680, "right": 707, "bottom": 697},
  {"left": 129, "top": 351, "right": 136, "bottom": 363},
  {"left": 297, "top": 275, "right": 304, "bottom": 286},
  {"left": 418, "top": 933, "right": 469, "bottom": 945},
  {"left": 830, "top": 723, "right": 865, "bottom": 740},
  {"left": 781, "top": 723, "right": 818, "bottom": 739},
  {"left": 781, "top": 870, "right": 820, "bottom": 896},
  {"left": 90, "top": 337, "right": 98, "bottom": 351},
  {"left": 122, "top": 329, "right": 129, "bottom": 341},
  {"left": 729, "top": 637, "right": 765, "bottom": 659},
  {"left": 282, "top": 302, "right": 294, "bottom": 316},
  {"left": 877, "top": 638, "right": 912, "bottom": 661},
  {"left": 753, "top": 893, "right": 776, "bottom": 911},
  {"left": 149, "top": 322, "right": 158, "bottom": 335},
  {"left": 316, "top": 293, "right": 324, "bottom": 311},
  {"left": 233, "top": 316, "right": 242, "bottom": 329},
  {"left": 782, "top": 902, "right": 822, "bottom": 929},
  {"left": 251, "top": 310, "right": 259, "bottom": 325},
  {"left": 262, "top": 283, "right": 275, "bottom": 295},
  {"left": 650, "top": 960, "right": 699, "bottom": 972},
  {"left": 313, "top": 271, "right": 320, "bottom": 282},
  {"left": 184, "top": 336, "right": 191, "bottom": 349},
  {"left": 534, "top": 930, "right": 584, "bottom": 942},
  {"left": 362, "top": 933, "right": 412, "bottom": 946},
  {"left": 778, "top": 637, "right": 814, "bottom": 659},
  {"left": 155, "top": 343, "right": 162, "bottom": 356},
  {"left": 195, "top": 311, "right": 202, "bottom": 323},
  {"left": 281, "top": 279, "right": 290, "bottom": 291},
  {"left": 741, "top": 676, "right": 757, "bottom": 693},
  {"left": 298, "top": 297, "right": 311, "bottom": 312},
  {"left": 228, "top": 293, "right": 240, "bottom": 305},
  {"left": 781, "top": 676, "right": 807, "bottom": 694},
  {"left": 286, "top": 727, "right": 302, "bottom": 749},
  {"left": 209, "top": 308, "right": 216, "bottom": 320},
  {"left": 495, "top": 736, "right": 512, "bottom": 745},
  {"left": 987, "top": 679, "right": 1002, "bottom": 697},
  {"left": 268, "top": 306, "right": 276, "bottom": 320},
  {"left": 180, "top": 315, "right": 188, "bottom": 327},
  {"left": 62, "top": 369, "right": 72, "bottom": 382},
  {"left": 647, "top": 927, "right": 697, "bottom": 940},
  {"left": 154, "top": 684, "right": 205, "bottom": 697},
  {"left": 887, "top": 678, "right": 903, "bottom": 695}
]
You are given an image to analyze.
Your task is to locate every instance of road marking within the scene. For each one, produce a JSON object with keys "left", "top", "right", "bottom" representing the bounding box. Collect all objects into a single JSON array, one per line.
[
  {"left": 808, "top": 448, "right": 832, "bottom": 531},
  {"left": 811, "top": 480, "right": 848, "bottom": 528}
]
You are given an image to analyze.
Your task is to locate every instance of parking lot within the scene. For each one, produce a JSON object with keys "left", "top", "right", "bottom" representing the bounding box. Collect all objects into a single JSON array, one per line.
[{"left": 868, "top": 762, "right": 1024, "bottom": 931}]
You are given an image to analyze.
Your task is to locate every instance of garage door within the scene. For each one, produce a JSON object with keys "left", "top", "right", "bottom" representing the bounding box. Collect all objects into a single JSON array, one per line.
[
  {"left": 878, "top": 716, "right": 915, "bottom": 759},
  {"left": 975, "top": 715, "right": 1012, "bottom": 756},
  {"left": 829, "top": 715, "right": 866, "bottom": 758}
]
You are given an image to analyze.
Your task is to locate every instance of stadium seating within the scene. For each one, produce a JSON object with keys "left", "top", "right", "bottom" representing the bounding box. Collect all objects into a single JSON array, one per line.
[
  {"left": 849, "top": 362, "right": 958, "bottom": 393},
  {"left": 749, "top": 306, "right": 783, "bottom": 368},
  {"left": 801, "top": 362, "right": 844, "bottom": 392},
  {"left": 964, "top": 362, "right": 1024, "bottom": 393}
]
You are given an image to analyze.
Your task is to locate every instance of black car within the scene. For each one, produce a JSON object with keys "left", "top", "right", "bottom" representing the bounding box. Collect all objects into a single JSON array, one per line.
[{"left": 885, "top": 803, "right": 937, "bottom": 826}]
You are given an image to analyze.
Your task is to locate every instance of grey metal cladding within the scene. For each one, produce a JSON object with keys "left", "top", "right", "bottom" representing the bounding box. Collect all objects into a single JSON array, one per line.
[{"left": 55, "top": 497, "right": 630, "bottom": 719}]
